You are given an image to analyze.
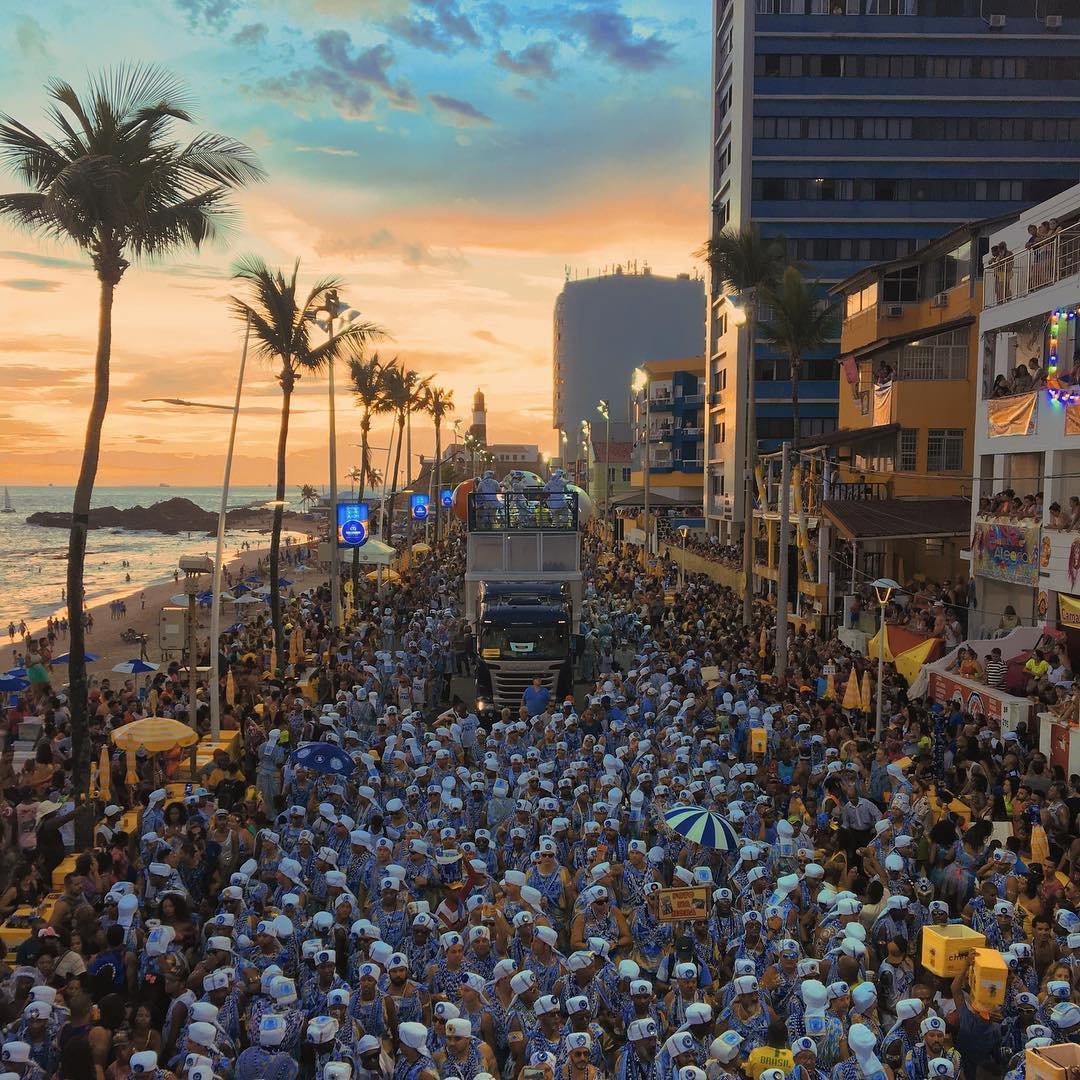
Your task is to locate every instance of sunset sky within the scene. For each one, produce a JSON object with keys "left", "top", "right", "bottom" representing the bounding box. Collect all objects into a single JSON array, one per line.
[{"left": 0, "top": 0, "right": 709, "bottom": 487}]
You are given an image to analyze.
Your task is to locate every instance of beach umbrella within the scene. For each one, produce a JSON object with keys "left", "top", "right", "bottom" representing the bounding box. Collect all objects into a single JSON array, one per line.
[
  {"left": 824, "top": 672, "right": 836, "bottom": 701},
  {"left": 860, "top": 670, "right": 873, "bottom": 713},
  {"left": 225, "top": 622, "right": 245, "bottom": 633},
  {"left": 51, "top": 651, "right": 100, "bottom": 664},
  {"left": 125, "top": 749, "right": 138, "bottom": 786},
  {"left": 111, "top": 717, "right": 199, "bottom": 753},
  {"left": 663, "top": 804, "right": 740, "bottom": 851},
  {"left": 278, "top": 577, "right": 293, "bottom": 586},
  {"left": 842, "top": 668, "right": 862, "bottom": 711},
  {"left": 233, "top": 583, "right": 249, "bottom": 595},
  {"left": 112, "top": 659, "right": 160, "bottom": 674},
  {"left": 244, "top": 574, "right": 262, "bottom": 583},
  {"left": 0, "top": 676, "right": 29, "bottom": 693},
  {"left": 225, "top": 669, "right": 236, "bottom": 707},
  {"left": 98, "top": 745, "right": 111, "bottom": 802},
  {"left": 234, "top": 594, "right": 264, "bottom": 605},
  {"left": 367, "top": 569, "right": 401, "bottom": 583},
  {"left": 5, "top": 667, "right": 27, "bottom": 678},
  {"left": 758, "top": 625, "right": 767, "bottom": 659},
  {"left": 287, "top": 741, "right": 356, "bottom": 778}
]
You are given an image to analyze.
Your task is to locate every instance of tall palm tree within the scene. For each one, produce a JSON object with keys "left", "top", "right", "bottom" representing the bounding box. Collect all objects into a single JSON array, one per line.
[
  {"left": 402, "top": 369, "right": 432, "bottom": 555},
  {"left": 298, "top": 483, "right": 319, "bottom": 511},
  {"left": 696, "top": 225, "right": 787, "bottom": 627},
  {"left": 379, "top": 361, "right": 411, "bottom": 540},
  {"left": 0, "top": 65, "right": 263, "bottom": 822},
  {"left": 345, "top": 466, "right": 362, "bottom": 500},
  {"left": 348, "top": 354, "right": 392, "bottom": 591},
  {"left": 231, "top": 257, "right": 379, "bottom": 671},
  {"left": 423, "top": 386, "right": 454, "bottom": 543},
  {"left": 759, "top": 267, "right": 839, "bottom": 449}
]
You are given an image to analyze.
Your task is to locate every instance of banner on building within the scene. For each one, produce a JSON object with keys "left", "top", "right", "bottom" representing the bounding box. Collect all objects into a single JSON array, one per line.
[
  {"left": 1058, "top": 593, "right": 1080, "bottom": 628},
  {"left": 987, "top": 391, "right": 1037, "bottom": 437},
  {"left": 971, "top": 521, "right": 1040, "bottom": 585},
  {"left": 928, "top": 670, "right": 1004, "bottom": 722},
  {"left": 872, "top": 382, "right": 894, "bottom": 425},
  {"left": 1066, "top": 403, "right": 1080, "bottom": 436}
]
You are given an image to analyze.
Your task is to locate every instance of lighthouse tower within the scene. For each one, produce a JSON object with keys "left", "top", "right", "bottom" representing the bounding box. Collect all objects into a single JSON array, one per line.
[{"left": 469, "top": 388, "right": 487, "bottom": 444}]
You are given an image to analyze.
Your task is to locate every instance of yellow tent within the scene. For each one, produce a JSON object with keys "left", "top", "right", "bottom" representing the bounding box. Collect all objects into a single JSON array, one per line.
[
  {"left": 865, "top": 627, "right": 896, "bottom": 663},
  {"left": 111, "top": 717, "right": 199, "bottom": 753},
  {"left": 860, "top": 670, "right": 873, "bottom": 713},
  {"left": 842, "top": 668, "right": 862, "bottom": 711},
  {"left": 893, "top": 637, "right": 939, "bottom": 686}
]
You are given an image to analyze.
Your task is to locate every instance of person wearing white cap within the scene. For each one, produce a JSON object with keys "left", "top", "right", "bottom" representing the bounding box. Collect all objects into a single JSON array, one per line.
[
  {"left": 434, "top": 1016, "right": 499, "bottom": 1078},
  {"left": 397, "top": 1022, "right": 438, "bottom": 1080},
  {"left": 904, "top": 1016, "right": 959, "bottom": 1080}
]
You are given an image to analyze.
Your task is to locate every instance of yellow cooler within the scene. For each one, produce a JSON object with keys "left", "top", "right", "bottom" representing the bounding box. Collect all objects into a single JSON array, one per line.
[
  {"left": 969, "top": 948, "right": 1008, "bottom": 1012},
  {"left": 921, "top": 924, "right": 986, "bottom": 977}
]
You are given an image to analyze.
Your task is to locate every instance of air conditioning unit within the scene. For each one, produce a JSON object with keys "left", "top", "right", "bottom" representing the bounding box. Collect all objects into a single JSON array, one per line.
[
  {"left": 1045, "top": 14, "right": 1062, "bottom": 29},
  {"left": 884, "top": 304, "right": 904, "bottom": 318},
  {"left": 931, "top": 292, "right": 949, "bottom": 309},
  {"left": 987, "top": 12, "right": 1006, "bottom": 27}
]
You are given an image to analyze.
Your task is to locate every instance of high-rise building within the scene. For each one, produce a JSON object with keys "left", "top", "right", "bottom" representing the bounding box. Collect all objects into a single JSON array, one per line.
[
  {"left": 704, "top": 0, "right": 1080, "bottom": 542},
  {"left": 553, "top": 267, "right": 705, "bottom": 462}
]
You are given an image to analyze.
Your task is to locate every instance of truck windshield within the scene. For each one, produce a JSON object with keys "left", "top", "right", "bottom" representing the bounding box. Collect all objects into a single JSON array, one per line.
[{"left": 479, "top": 623, "right": 568, "bottom": 661}]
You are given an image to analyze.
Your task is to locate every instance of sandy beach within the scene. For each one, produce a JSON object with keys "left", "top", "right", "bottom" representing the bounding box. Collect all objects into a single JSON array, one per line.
[{"left": 8, "top": 538, "right": 325, "bottom": 676}]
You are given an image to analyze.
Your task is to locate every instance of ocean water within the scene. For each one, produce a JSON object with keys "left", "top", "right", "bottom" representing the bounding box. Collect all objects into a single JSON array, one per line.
[{"left": 0, "top": 485, "right": 298, "bottom": 629}]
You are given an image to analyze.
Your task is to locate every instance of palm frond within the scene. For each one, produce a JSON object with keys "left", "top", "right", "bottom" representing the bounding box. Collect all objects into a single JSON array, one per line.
[{"left": 696, "top": 225, "right": 788, "bottom": 295}]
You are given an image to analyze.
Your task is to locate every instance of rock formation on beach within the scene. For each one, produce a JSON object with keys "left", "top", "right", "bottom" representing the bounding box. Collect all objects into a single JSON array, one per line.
[{"left": 26, "top": 497, "right": 310, "bottom": 536}]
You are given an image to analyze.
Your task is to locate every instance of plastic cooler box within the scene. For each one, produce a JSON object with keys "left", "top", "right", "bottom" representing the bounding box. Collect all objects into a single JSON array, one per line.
[
  {"left": 969, "top": 947, "right": 1008, "bottom": 1011},
  {"left": 1026, "top": 1043, "right": 1080, "bottom": 1080},
  {"left": 921, "top": 924, "right": 986, "bottom": 977}
]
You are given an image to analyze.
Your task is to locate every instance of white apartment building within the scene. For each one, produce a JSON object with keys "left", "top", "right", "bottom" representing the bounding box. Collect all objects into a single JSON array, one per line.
[{"left": 970, "top": 182, "right": 1080, "bottom": 636}]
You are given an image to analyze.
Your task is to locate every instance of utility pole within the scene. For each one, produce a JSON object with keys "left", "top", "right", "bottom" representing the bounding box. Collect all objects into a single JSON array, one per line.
[{"left": 775, "top": 442, "right": 791, "bottom": 677}]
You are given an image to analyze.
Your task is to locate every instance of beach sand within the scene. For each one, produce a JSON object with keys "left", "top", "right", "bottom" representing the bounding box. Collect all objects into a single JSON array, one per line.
[{"left": 10, "top": 541, "right": 325, "bottom": 677}]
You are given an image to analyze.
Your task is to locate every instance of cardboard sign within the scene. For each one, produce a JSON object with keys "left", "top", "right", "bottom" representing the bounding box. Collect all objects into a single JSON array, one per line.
[{"left": 657, "top": 886, "right": 710, "bottom": 923}]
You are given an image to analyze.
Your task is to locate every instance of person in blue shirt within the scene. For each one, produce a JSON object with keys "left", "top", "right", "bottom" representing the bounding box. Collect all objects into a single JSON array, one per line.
[{"left": 523, "top": 677, "right": 550, "bottom": 717}]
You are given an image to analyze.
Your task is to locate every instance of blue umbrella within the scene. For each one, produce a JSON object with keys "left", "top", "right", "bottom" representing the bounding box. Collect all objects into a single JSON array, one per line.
[
  {"left": 278, "top": 577, "right": 293, "bottom": 586},
  {"left": 225, "top": 622, "right": 245, "bottom": 633},
  {"left": 233, "top": 583, "right": 250, "bottom": 595},
  {"left": 51, "top": 652, "right": 101, "bottom": 664},
  {"left": 287, "top": 742, "right": 355, "bottom": 778},
  {"left": 0, "top": 676, "right": 29, "bottom": 693},
  {"left": 5, "top": 667, "right": 27, "bottom": 678},
  {"left": 245, "top": 574, "right": 262, "bottom": 583},
  {"left": 112, "top": 659, "right": 160, "bottom": 674},
  {"left": 663, "top": 805, "right": 740, "bottom": 851}
]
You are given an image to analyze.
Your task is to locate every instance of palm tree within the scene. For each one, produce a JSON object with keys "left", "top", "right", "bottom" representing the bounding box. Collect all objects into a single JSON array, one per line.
[
  {"left": 298, "top": 484, "right": 319, "bottom": 511},
  {"left": 423, "top": 386, "right": 454, "bottom": 543},
  {"left": 379, "top": 361, "right": 411, "bottom": 540},
  {"left": 231, "top": 257, "right": 379, "bottom": 671},
  {"left": 696, "top": 225, "right": 787, "bottom": 627},
  {"left": 0, "top": 65, "right": 263, "bottom": 823},
  {"left": 345, "top": 467, "right": 362, "bottom": 500},
  {"left": 759, "top": 267, "right": 839, "bottom": 450},
  {"left": 348, "top": 354, "right": 392, "bottom": 591}
]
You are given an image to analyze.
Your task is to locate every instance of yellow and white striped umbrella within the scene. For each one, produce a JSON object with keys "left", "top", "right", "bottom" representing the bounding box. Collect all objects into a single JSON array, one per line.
[{"left": 111, "top": 717, "right": 199, "bottom": 753}]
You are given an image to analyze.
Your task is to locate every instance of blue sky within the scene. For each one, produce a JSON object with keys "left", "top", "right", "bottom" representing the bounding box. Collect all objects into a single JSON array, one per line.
[{"left": 0, "top": 0, "right": 709, "bottom": 484}]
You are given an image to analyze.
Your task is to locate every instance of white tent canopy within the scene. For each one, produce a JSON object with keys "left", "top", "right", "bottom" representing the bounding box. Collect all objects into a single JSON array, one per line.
[{"left": 349, "top": 539, "right": 395, "bottom": 566}]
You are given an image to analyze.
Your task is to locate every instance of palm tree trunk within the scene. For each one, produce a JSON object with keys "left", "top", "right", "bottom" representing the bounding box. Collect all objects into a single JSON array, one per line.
[
  {"left": 434, "top": 416, "right": 443, "bottom": 545},
  {"left": 67, "top": 274, "right": 115, "bottom": 846},
  {"left": 353, "top": 412, "right": 370, "bottom": 603},
  {"left": 742, "top": 299, "right": 758, "bottom": 629},
  {"left": 271, "top": 377, "right": 293, "bottom": 672},
  {"left": 386, "top": 414, "right": 405, "bottom": 541},
  {"left": 790, "top": 352, "right": 801, "bottom": 451}
]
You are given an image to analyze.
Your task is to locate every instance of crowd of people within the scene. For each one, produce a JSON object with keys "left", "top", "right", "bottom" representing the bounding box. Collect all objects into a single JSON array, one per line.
[{"left": 2, "top": 522, "right": 1080, "bottom": 1080}]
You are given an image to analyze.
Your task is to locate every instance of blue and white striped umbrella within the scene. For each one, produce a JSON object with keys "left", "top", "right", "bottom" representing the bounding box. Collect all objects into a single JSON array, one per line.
[{"left": 663, "top": 804, "right": 740, "bottom": 850}]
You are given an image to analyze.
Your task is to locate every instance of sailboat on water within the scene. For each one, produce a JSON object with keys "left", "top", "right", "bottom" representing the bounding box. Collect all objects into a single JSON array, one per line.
[{"left": 1, "top": 488, "right": 13, "bottom": 514}]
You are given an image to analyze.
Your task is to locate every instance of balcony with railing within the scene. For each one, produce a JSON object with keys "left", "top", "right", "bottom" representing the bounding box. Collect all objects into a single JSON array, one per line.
[
  {"left": 680, "top": 427, "right": 704, "bottom": 439},
  {"left": 984, "top": 221, "right": 1080, "bottom": 311},
  {"left": 679, "top": 393, "right": 705, "bottom": 407}
]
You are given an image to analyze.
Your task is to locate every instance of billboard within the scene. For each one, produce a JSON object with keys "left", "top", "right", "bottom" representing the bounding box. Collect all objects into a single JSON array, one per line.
[
  {"left": 971, "top": 521, "right": 1039, "bottom": 586},
  {"left": 410, "top": 493, "right": 430, "bottom": 520},
  {"left": 440, "top": 487, "right": 454, "bottom": 509},
  {"left": 336, "top": 502, "right": 369, "bottom": 547}
]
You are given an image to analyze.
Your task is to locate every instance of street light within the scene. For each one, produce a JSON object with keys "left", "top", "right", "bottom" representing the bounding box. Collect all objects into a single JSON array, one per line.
[
  {"left": 633, "top": 367, "right": 650, "bottom": 569},
  {"left": 871, "top": 577, "right": 900, "bottom": 739},
  {"left": 677, "top": 525, "right": 690, "bottom": 587},
  {"left": 580, "top": 418, "right": 590, "bottom": 489},
  {"left": 310, "top": 290, "right": 362, "bottom": 629},
  {"left": 143, "top": 316, "right": 251, "bottom": 739},
  {"left": 597, "top": 400, "right": 611, "bottom": 529}
]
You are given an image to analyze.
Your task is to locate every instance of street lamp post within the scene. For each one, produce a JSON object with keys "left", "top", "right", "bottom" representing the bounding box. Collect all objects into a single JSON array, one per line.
[
  {"left": 677, "top": 525, "right": 690, "bottom": 588},
  {"left": 580, "top": 419, "right": 590, "bottom": 493},
  {"left": 597, "top": 400, "right": 611, "bottom": 530},
  {"left": 871, "top": 577, "right": 900, "bottom": 739},
  {"left": 633, "top": 367, "right": 650, "bottom": 569},
  {"left": 311, "top": 291, "right": 362, "bottom": 629}
]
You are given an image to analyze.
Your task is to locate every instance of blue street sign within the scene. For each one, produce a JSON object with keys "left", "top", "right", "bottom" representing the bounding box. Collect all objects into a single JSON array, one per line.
[
  {"left": 440, "top": 487, "right": 453, "bottom": 509},
  {"left": 410, "top": 493, "right": 429, "bottom": 520},
  {"left": 337, "top": 502, "right": 369, "bottom": 547}
]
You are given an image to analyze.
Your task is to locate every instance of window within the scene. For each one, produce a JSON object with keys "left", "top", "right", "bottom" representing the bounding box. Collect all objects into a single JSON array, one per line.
[
  {"left": 927, "top": 428, "right": 964, "bottom": 472},
  {"left": 895, "top": 328, "right": 969, "bottom": 380},
  {"left": 899, "top": 429, "right": 918, "bottom": 472},
  {"left": 800, "top": 417, "right": 837, "bottom": 437},
  {"left": 758, "top": 417, "right": 794, "bottom": 439},
  {"left": 931, "top": 241, "right": 971, "bottom": 295},
  {"left": 845, "top": 281, "right": 878, "bottom": 320},
  {"left": 607, "top": 467, "right": 616, "bottom": 483},
  {"left": 882, "top": 265, "right": 920, "bottom": 304},
  {"left": 621, "top": 467, "right": 632, "bottom": 483},
  {"left": 712, "top": 421, "right": 723, "bottom": 442}
]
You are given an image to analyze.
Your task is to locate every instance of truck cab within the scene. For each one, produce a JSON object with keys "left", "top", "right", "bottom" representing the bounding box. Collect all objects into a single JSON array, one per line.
[{"left": 465, "top": 484, "right": 582, "bottom": 709}]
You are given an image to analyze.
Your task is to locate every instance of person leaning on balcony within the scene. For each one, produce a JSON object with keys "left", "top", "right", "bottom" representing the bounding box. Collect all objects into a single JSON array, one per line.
[
  {"left": 1048, "top": 502, "right": 1067, "bottom": 530},
  {"left": 1012, "top": 364, "right": 1034, "bottom": 393},
  {"left": 991, "top": 374, "right": 1012, "bottom": 398},
  {"left": 1028, "top": 357, "right": 1048, "bottom": 388},
  {"left": 994, "top": 604, "right": 1021, "bottom": 638}
]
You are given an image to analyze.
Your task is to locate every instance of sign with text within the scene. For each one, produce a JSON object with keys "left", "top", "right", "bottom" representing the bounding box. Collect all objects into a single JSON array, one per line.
[
  {"left": 972, "top": 520, "right": 1039, "bottom": 585},
  {"left": 410, "top": 493, "right": 430, "bottom": 520},
  {"left": 440, "top": 487, "right": 454, "bottom": 509},
  {"left": 657, "top": 886, "right": 710, "bottom": 923},
  {"left": 336, "top": 502, "right": 369, "bottom": 547}
]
